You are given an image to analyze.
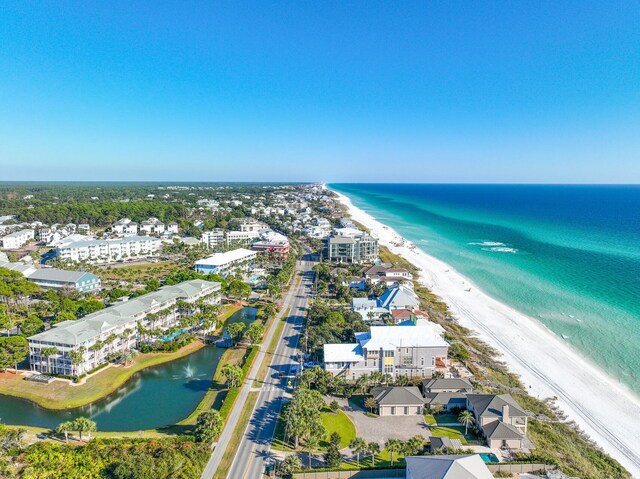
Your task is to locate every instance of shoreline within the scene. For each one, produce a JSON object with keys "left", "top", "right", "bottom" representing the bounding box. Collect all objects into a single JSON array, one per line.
[{"left": 330, "top": 187, "right": 640, "bottom": 477}]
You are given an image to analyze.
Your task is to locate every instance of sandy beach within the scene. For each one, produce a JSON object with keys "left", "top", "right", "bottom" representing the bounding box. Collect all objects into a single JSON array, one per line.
[{"left": 331, "top": 188, "right": 640, "bottom": 477}]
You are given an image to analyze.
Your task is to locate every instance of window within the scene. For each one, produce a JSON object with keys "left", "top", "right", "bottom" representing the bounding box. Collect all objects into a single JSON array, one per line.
[
  {"left": 391, "top": 407, "right": 396, "bottom": 415},
  {"left": 404, "top": 407, "right": 409, "bottom": 415}
]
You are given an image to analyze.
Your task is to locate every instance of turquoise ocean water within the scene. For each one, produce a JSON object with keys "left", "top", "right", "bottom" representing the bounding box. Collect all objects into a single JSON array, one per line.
[{"left": 330, "top": 184, "right": 640, "bottom": 394}]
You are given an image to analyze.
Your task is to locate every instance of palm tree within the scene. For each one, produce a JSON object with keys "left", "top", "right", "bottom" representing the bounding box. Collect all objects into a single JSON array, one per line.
[
  {"left": 385, "top": 439, "right": 402, "bottom": 465},
  {"left": 367, "top": 442, "right": 380, "bottom": 467},
  {"left": 72, "top": 417, "right": 96, "bottom": 441},
  {"left": 349, "top": 437, "right": 368, "bottom": 467},
  {"left": 458, "top": 410, "right": 475, "bottom": 435},
  {"left": 40, "top": 346, "right": 59, "bottom": 374},
  {"left": 56, "top": 421, "right": 74, "bottom": 442},
  {"left": 305, "top": 434, "right": 320, "bottom": 469}
]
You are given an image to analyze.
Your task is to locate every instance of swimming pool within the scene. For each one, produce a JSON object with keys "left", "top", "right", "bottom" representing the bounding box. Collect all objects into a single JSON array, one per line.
[{"left": 479, "top": 453, "right": 500, "bottom": 463}]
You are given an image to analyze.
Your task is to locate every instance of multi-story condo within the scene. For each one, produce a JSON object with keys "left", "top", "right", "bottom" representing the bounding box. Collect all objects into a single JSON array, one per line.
[
  {"left": 326, "top": 228, "right": 378, "bottom": 263},
  {"left": 226, "top": 230, "right": 260, "bottom": 244},
  {"left": 27, "top": 268, "right": 101, "bottom": 293},
  {"left": 324, "top": 324, "right": 449, "bottom": 380},
  {"left": 56, "top": 236, "right": 162, "bottom": 264},
  {"left": 1, "top": 229, "right": 35, "bottom": 249},
  {"left": 28, "top": 279, "right": 221, "bottom": 376},
  {"left": 194, "top": 248, "right": 258, "bottom": 278},
  {"left": 201, "top": 229, "right": 225, "bottom": 248},
  {"left": 140, "top": 217, "right": 165, "bottom": 235}
]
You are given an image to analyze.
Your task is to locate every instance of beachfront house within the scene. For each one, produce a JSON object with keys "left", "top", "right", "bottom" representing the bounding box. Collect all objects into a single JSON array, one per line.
[
  {"left": 27, "top": 279, "right": 221, "bottom": 377},
  {"left": 323, "top": 323, "right": 449, "bottom": 380},
  {"left": 466, "top": 394, "right": 529, "bottom": 449},
  {"left": 351, "top": 285, "right": 421, "bottom": 321}
]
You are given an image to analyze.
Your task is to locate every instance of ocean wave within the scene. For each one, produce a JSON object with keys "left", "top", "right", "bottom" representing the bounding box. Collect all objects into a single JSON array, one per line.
[
  {"left": 481, "top": 246, "right": 518, "bottom": 254},
  {"left": 468, "top": 241, "right": 506, "bottom": 246}
]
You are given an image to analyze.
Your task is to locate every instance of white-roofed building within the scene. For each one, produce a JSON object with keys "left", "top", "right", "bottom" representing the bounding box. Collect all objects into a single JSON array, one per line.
[
  {"left": 324, "top": 324, "right": 449, "bottom": 380},
  {"left": 194, "top": 248, "right": 258, "bottom": 278}
]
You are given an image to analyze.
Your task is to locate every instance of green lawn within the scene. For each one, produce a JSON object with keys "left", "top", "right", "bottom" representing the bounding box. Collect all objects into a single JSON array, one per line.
[
  {"left": 424, "top": 414, "right": 436, "bottom": 425},
  {"left": 429, "top": 426, "right": 468, "bottom": 444},
  {"left": 319, "top": 408, "right": 356, "bottom": 449}
]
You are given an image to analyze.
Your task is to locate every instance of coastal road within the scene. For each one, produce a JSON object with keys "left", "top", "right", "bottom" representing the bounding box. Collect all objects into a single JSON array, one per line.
[{"left": 200, "top": 256, "right": 314, "bottom": 479}]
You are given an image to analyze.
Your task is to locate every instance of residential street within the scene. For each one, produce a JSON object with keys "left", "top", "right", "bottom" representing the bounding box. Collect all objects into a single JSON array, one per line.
[{"left": 201, "top": 256, "right": 314, "bottom": 479}]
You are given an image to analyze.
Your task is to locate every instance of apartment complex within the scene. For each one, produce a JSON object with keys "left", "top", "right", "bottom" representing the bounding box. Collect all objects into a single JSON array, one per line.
[
  {"left": 201, "top": 229, "right": 225, "bottom": 247},
  {"left": 28, "top": 279, "right": 221, "bottom": 376},
  {"left": 1, "top": 229, "right": 35, "bottom": 249},
  {"left": 56, "top": 235, "right": 162, "bottom": 263},
  {"left": 324, "top": 324, "right": 449, "bottom": 380},
  {"left": 326, "top": 228, "right": 378, "bottom": 263}
]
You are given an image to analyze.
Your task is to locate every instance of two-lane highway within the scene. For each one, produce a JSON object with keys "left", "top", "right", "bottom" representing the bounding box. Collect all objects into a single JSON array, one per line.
[
  {"left": 226, "top": 258, "right": 314, "bottom": 479},
  {"left": 201, "top": 257, "right": 314, "bottom": 479}
]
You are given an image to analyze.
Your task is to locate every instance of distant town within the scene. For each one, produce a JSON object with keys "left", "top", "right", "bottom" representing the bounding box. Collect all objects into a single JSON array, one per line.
[{"left": 0, "top": 183, "right": 626, "bottom": 479}]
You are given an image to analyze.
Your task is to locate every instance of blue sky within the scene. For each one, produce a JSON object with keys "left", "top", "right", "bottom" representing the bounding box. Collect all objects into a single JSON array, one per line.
[{"left": 1, "top": 1, "right": 639, "bottom": 182}]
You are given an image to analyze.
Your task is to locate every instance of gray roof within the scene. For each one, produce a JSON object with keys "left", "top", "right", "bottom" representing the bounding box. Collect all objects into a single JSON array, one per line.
[
  {"left": 372, "top": 386, "right": 425, "bottom": 406},
  {"left": 405, "top": 455, "right": 494, "bottom": 479},
  {"left": 429, "top": 436, "right": 463, "bottom": 451},
  {"left": 27, "top": 268, "right": 98, "bottom": 284},
  {"left": 29, "top": 279, "right": 220, "bottom": 346},
  {"left": 482, "top": 420, "right": 525, "bottom": 440},
  {"left": 423, "top": 378, "right": 474, "bottom": 393},
  {"left": 424, "top": 392, "right": 468, "bottom": 406},
  {"left": 466, "top": 394, "right": 527, "bottom": 419}
]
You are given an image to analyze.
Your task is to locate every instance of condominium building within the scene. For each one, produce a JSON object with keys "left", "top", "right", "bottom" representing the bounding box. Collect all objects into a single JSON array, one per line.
[
  {"left": 56, "top": 236, "right": 162, "bottom": 263},
  {"left": 28, "top": 279, "right": 221, "bottom": 376},
  {"left": 251, "top": 230, "right": 290, "bottom": 261},
  {"left": 1, "top": 229, "right": 35, "bottom": 249},
  {"left": 326, "top": 228, "right": 378, "bottom": 263},
  {"left": 194, "top": 248, "right": 258, "bottom": 277},
  {"left": 239, "top": 218, "right": 268, "bottom": 232},
  {"left": 226, "top": 230, "right": 260, "bottom": 244},
  {"left": 324, "top": 324, "right": 449, "bottom": 380}
]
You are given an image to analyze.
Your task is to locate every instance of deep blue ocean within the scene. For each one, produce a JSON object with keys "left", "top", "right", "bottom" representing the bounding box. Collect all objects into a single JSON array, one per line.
[{"left": 330, "top": 184, "right": 640, "bottom": 394}]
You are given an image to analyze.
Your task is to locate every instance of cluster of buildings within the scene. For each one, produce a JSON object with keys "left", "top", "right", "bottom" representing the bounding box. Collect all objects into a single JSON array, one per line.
[
  {"left": 112, "top": 217, "right": 179, "bottom": 237},
  {"left": 200, "top": 218, "right": 290, "bottom": 262},
  {"left": 27, "top": 279, "right": 221, "bottom": 376},
  {"left": 371, "top": 378, "right": 530, "bottom": 450},
  {"left": 194, "top": 248, "right": 259, "bottom": 278}
]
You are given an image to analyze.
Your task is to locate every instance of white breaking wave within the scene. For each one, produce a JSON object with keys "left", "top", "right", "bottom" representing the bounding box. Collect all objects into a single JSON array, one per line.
[
  {"left": 482, "top": 246, "right": 518, "bottom": 254},
  {"left": 468, "top": 241, "right": 506, "bottom": 246}
]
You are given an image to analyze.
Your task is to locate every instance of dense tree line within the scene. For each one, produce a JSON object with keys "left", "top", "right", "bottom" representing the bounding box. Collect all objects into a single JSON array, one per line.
[{"left": 304, "top": 302, "right": 368, "bottom": 356}]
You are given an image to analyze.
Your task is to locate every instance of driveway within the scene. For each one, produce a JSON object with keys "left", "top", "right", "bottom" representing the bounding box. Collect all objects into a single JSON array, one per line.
[{"left": 332, "top": 396, "right": 430, "bottom": 445}]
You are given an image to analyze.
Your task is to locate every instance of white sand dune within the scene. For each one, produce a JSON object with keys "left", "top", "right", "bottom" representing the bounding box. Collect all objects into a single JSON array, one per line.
[{"left": 332, "top": 188, "right": 640, "bottom": 477}]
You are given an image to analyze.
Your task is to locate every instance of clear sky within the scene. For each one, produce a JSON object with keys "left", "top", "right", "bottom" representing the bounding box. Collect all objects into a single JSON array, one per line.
[{"left": 1, "top": 2, "right": 639, "bottom": 183}]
